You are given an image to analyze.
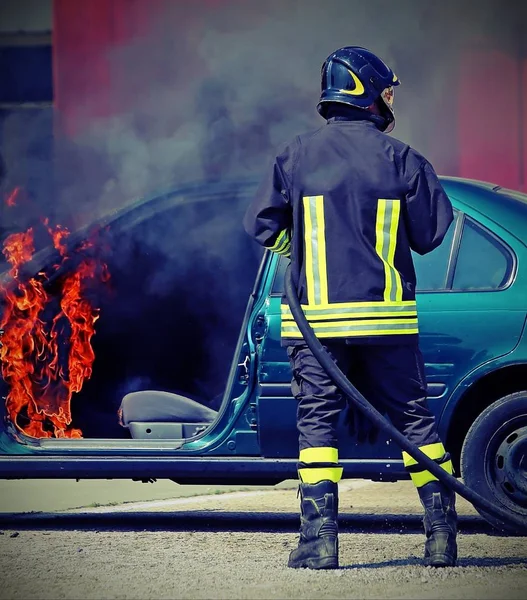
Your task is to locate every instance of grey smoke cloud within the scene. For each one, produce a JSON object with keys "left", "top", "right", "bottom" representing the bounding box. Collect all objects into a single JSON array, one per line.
[
  {"left": 0, "top": 0, "right": 524, "bottom": 236},
  {"left": 40, "top": 0, "right": 523, "bottom": 229},
  {"left": 1, "top": 0, "right": 525, "bottom": 276}
]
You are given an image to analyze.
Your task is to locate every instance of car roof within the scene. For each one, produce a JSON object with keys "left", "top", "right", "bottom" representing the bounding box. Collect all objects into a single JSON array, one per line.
[{"left": 440, "top": 177, "right": 527, "bottom": 241}]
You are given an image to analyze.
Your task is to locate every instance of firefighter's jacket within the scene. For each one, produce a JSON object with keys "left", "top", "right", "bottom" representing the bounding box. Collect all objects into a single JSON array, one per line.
[{"left": 243, "top": 119, "right": 454, "bottom": 344}]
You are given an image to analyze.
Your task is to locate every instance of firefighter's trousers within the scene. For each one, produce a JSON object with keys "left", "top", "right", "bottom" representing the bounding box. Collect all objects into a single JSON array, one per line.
[{"left": 286, "top": 341, "right": 454, "bottom": 487}]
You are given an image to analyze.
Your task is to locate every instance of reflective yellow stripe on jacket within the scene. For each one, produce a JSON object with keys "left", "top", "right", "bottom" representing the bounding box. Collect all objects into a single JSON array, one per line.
[
  {"left": 376, "top": 199, "right": 403, "bottom": 302},
  {"left": 304, "top": 195, "right": 328, "bottom": 305},
  {"left": 281, "top": 196, "right": 418, "bottom": 339}
]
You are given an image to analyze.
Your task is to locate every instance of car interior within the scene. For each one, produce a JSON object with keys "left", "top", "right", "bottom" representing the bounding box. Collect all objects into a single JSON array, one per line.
[{"left": 0, "top": 187, "right": 262, "bottom": 442}]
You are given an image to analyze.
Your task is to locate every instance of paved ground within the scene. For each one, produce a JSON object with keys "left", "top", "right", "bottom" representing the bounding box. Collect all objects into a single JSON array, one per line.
[
  {"left": 0, "top": 480, "right": 526, "bottom": 599},
  {"left": 0, "top": 478, "right": 271, "bottom": 513}
]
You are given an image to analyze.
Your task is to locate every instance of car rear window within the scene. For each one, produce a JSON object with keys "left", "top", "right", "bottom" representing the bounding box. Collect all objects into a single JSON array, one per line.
[{"left": 452, "top": 219, "right": 514, "bottom": 291}]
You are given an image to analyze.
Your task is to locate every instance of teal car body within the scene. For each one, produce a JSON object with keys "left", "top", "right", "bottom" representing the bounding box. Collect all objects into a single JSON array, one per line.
[
  {"left": 0, "top": 177, "right": 526, "bottom": 523},
  {"left": 255, "top": 178, "right": 527, "bottom": 464}
]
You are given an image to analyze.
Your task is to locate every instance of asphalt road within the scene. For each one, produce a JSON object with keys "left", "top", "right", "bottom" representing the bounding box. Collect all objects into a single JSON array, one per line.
[{"left": 0, "top": 481, "right": 526, "bottom": 599}]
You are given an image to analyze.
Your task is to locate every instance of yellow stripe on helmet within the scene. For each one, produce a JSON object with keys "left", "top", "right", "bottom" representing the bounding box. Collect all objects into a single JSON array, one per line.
[{"left": 339, "top": 69, "right": 365, "bottom": 96}]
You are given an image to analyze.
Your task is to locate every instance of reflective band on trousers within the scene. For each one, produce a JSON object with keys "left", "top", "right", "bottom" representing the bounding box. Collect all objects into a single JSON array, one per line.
[
  {"left": 402, "top": 442, "right": 454, "bottom": 488},
  {"left": 298, "top": 447, "right": 343, "bottom": 484},
  {"left": 299, "top": 466, "right": 343, "bottom": 484},
  {"left": 300, "top": 447, "right": 339, "bottom": 464}
]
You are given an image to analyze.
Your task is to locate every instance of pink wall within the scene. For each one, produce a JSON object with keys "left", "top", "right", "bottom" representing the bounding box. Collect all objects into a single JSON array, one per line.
[
  {"left": 458, "top": 47, "right": 525, "bottom": 190},
  {"left": 522, "top": 57, "right": 527, "bottom": 189},
  {"left": 53, "top": 0, "right": 219, "bottom": 136}
]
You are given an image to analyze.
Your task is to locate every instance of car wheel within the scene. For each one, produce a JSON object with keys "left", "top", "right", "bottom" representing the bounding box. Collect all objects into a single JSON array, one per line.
[{"left": 460, "top": 391, "right": 527, "bottom": 534}]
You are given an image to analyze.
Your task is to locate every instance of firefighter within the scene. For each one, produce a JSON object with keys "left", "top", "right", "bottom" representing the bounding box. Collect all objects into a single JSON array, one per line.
[{"left": 243, "top": 46, "right": 457, "bottom": 570}]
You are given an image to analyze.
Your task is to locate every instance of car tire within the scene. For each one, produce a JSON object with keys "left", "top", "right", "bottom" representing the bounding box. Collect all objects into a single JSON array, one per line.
[{"left": 460, "top": 391, "right": 527, "bottom": 534}]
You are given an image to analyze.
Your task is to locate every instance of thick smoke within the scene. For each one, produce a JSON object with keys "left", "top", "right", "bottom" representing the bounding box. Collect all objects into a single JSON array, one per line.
[
  {"left": 0, "top": 0, "right": 525, "bottom": 433},
  {"left": 2, "top": 0, "right": 524, "bottom": 229}
]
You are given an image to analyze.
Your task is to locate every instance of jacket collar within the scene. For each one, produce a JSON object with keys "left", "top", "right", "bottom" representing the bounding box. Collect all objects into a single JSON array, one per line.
[{"left": 325, "top": 105, "right": 385, "bottom": 131}]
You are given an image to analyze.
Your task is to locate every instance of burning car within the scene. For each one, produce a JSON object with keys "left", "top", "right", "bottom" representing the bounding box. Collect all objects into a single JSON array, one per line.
[{"left": 0, "top": 177, "right": 526, "bottom": 532}]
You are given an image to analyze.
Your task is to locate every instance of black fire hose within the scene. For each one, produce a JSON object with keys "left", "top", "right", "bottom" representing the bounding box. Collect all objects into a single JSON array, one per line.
[{"left": 284, "top": 263, "right": 527, "bottom": 534}]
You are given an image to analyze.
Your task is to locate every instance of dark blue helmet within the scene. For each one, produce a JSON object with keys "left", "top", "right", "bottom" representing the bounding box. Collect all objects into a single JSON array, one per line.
[{"left": 317, "top": 46, "right": 400, "bottom": 132}]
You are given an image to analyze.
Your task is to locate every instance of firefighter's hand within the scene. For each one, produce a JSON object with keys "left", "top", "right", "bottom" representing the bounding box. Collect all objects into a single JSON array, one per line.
[{"left": 345, "top": 403, "right": 379, "bottom": 444}]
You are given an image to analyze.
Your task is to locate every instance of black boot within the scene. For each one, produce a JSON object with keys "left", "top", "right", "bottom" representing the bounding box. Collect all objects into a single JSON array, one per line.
[
  {"left": 288, "top": 480, "right": 339, "bottom": 570},
  {"left": 418, "top": 481, "right": 458, "bottom": 567}
]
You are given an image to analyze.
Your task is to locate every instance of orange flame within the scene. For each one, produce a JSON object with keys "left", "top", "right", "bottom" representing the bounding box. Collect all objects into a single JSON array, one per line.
[
  {"left": 5, "top": 187, "right": 20, "bottom": 208},
  {"left": 43, "top": 219, "right": 70, "bottom": 257},
  {"left": 0, "top": 223, "right": 109, "bottom": 438}
]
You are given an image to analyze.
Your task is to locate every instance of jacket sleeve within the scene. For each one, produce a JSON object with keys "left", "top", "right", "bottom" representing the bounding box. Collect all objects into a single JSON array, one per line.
[
  {"left": 243, "top": 142, "right": 296, "bottom": 258},
  {"left": 403, "top": 158, "right": 454, "bottom": 256}
]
